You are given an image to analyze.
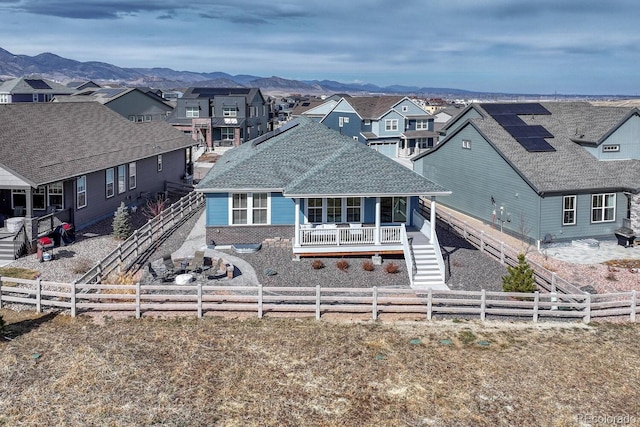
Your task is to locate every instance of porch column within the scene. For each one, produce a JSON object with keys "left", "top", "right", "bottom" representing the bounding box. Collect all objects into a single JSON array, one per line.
[
  {"left": 430, "top": 196, "right": 436, "bottom": 244},
  {"left": 294, "top": 198, "right": 300, "bottom": 247},
  {"left": 25, "top": 187, "right": 34, "bottom": 241},
  {"left": 375, "top": 197, "right": 381, "bottom": 245}
]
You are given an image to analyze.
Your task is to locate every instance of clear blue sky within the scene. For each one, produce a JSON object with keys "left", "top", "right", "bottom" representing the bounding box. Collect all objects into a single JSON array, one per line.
[{"left": 1, "top": 0, "right": 637, "bottom": 95}]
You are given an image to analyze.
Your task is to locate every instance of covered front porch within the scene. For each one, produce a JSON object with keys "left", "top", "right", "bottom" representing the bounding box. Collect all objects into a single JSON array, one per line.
[{"left": 291, "top": 196, "right": 439, "bottom": 256}]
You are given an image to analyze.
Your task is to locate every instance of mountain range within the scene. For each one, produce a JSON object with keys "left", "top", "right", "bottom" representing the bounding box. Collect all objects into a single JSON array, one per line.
[{"left": 0, "top": 46, "right": 488, "bottom": 97}]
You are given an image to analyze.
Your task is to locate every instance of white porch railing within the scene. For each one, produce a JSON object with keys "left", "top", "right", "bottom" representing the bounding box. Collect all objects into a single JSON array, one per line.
[{"left": 299, "top": 225, "right": 402, "bottom": 246}]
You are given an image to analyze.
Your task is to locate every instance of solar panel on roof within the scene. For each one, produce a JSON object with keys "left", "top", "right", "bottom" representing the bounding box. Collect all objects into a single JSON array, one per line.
[
  {"left": 481, "top": 103, "right": 555, "bottom": 152},
  {"left": 503, "top": 125, "right": 554, "bottom": 139},
  {"left": 515, "top": 137, "right": 556, "bottom": 152},
  {"left": 492, "top": 115, "right": 526, "bottom": 126},
  {"left": 481, "top": 103, "right": 551, "bottom": 116},
  {"left": 25, "top": 79, "right": 52, "bottom": 90}
]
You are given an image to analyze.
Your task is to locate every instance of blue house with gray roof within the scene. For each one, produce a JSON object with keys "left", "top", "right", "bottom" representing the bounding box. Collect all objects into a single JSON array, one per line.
[
  {"left": 196, "top": 117, "right": 451, "bottom": 288},
  {"left": 321, "top": 96, "right": 437, "bottom": 159},
  {"left": 413, "top": 102, "right": 640, "bottom": 248}
]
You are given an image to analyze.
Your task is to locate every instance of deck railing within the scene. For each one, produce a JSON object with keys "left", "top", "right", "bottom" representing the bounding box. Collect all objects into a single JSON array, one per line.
[{"left": 299, "top": 225, "right": 402, "bottom": 246}]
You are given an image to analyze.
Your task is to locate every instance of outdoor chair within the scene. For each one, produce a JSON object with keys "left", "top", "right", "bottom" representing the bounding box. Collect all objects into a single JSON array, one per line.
[
  {"left": 186, "top": 250, "right": 206, "bottom": 274},
  {"left": 162, "top": 254, "right": 177, "bottom": 278}
]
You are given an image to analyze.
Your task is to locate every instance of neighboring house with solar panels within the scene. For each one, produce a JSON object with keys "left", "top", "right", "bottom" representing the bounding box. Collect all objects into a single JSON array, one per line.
[
  {"left": 320, "top": 96, "right": 438, "bottom": 159},
  {"left": 0, "top": 102, "right": 196, "bottom": 255},
  {"left": 166, "top": 87, "right": 270, "bottom": 150},
  {"left": 0, "top": 77, "right": 76, "bottom": 103},
  {"left": 413, "top": 102, "right": 640, "bottom": 247},
  {"left": 53, "top": 87, "right": 174, "bottom": 122},
  {"left": 196, "top": 117, "right": 451, "bottom": 288}
]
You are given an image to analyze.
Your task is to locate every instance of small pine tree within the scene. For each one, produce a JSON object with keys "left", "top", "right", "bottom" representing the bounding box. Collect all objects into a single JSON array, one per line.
[
  {"left": 112, "top": 202, "right": 132, "bottom": 240},
  {"left": 502, "top": 253, "right": 536, "bottom": 293}
]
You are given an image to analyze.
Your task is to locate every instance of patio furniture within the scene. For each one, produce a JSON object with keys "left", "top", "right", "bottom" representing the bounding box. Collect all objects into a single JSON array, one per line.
[
  {"left": 162, "top": 254, "right": 177, "bottom": 277},
  {"left": 186, "top": 250, "right": 206, "bottom": 274}
]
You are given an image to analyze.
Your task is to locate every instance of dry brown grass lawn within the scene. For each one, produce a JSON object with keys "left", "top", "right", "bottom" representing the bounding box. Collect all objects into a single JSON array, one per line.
[{"left": 1, "top": 309, "right": 639, "bottom": 426}]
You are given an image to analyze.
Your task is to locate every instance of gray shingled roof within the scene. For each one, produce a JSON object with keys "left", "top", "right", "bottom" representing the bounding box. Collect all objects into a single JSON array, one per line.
[
  {"left": 346, "top": 96, "right": 406, "bottom": 119},
  {"left": 0, "top": 102, "right": 195, "bottom": 186},
  {"left": 197, "top": 117, "right": 449, "bottom": 197},
  {"left": 428, "top": 102, "right": 640, "bottom": 194},
  {"left": 0, "top": 77, "right": 75, "bottom": 95}
]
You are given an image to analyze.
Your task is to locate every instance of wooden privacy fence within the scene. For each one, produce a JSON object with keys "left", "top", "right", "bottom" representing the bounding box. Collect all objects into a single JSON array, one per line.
[
  {"left": 75, "top": 191, "right": 204, "bottom": 284},
  {"left": 419, "top": 202, "right": 583, "bottom": 295},
  {"left": 1, "top": 278, "right": 637, "bottom": 323}
]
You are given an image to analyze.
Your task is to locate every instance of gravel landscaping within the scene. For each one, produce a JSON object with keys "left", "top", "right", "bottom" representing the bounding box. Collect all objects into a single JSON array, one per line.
[{"left": 6, "top": 208, "right": 507, "bottom": 292}]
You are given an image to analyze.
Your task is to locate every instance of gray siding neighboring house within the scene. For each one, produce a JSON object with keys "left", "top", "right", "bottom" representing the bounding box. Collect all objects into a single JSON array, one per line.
[
  {"left": 166, "top": 87, "right": 270, "bottom": 150},
  {"left": 321, "top": 96, "right": 437, "bottom": 159},
  {"left": 0, "top": 77, "right": 76, "bottom": 103},
  {"left": 53, "top": 87, "right": 173, "bottom": 122},
  {"left": 413, "top": 102, "right": 640, "bottom": 246},
  {"left": 0, "top": 102, "right": 195, "bottom": 240}
]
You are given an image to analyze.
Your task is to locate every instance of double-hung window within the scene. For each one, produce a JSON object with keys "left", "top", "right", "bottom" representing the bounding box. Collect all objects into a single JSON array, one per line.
[
  {"left": 416, "top": 119, "right": 428, "bottom": 130},
  {"left": 77, "top": 176, "right": 87, "bottom": 209},
  {"left": 221, "top": 127, "right": 234, "bottom": 140},
  {"left": 48, "top": 182, "right": 63, "bottom": 209},
  {"left": 252, "top": 193, "right": 268, "bottom": 224},
  {"left": 117, "top": 165, "right": 126, "bottom": 194},
  {"left": 563, "top": 195, "right": 576, "bottom": 225},
  {"left": 326, "top": 198, "right": 342, "bottom": 223},
  {"left": 33, "top": 186, "right": 46, "bottom": 210},
  {"left": 223, "top": 107, "right": 237, "bottom": 117},
  {"left": 591, "top": 193, "right": 615, "bottom": 223},
  {"left": 307, "top": 198, "right": 323, "bottom": 223},
  {"left": 385, "top": 119, "right": 398, "bottom": 132},
  {"left": 129, "top": 162, "right": 137, "bottom": 190},
  {"left": 346, "top": 197, "right": 361, "bottom": 222},
  {"left": 106, "top": 168, "right": 115, "bottom": 198},
  {"left": 231, "top": 193, "right": 269, "bottom": 225}
]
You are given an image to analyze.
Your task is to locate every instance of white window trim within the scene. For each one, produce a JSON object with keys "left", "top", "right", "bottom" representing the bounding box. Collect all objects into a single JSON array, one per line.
[
  {"left": 129, "top": 162, "right": 137, "bottom": 190},
  {"left": 117, "top": 164, "right": 126, "bottom": 194},
  {"left": 77, "top": 176, "right": 87, "bottom": 209},
  {"left": 385, "top": 119, "right": 399, "bottom": 132},
  {"left": 32, "top": 186, "right": 46, "bottom": 210},
  {"left": 402, "top": 105, "right": 408, "bottom": 112},
  {"left": 591, "top": 193, "right": 616, "bottom": 223},
  {"left": 186, "top": 106, "right": 199, "bottom": 118},
  {"left": 106, "top": 167, "right": 115, "bottom": 198},
  {"left": 228, "top": 193, "right": 271, "bottom": 225},
  {"left": 462, "top": 139, "right": 471, "bottom": 149},
  {"left": 223, "top": 107, "right": 237, "bottom": 117},
  {"left": 416, "top": 119, "right": 428, "bottom": 130},
  {"left": 303, "top": 197, "right": 364, "bottom": 224},
  {"left": 48, "top": 182, "right": 64, "bottom": 209},
  {"left": 562, "top": 195, "right": 576, "bottom": 226},
  {"left": 11, "top": 189, "right": 26, "bottom": 210}
]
